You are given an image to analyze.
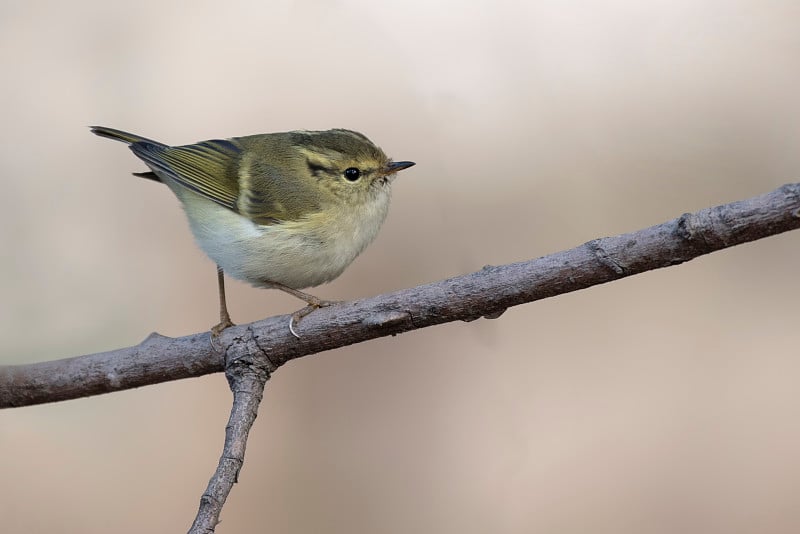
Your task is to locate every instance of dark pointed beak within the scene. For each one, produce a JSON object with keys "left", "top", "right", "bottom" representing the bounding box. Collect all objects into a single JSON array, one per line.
[{"left": 385, "top": 161, "right": 415, "bottom": 174}]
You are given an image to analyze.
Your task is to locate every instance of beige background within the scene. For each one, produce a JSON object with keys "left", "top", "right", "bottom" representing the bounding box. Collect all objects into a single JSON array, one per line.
[{"left": 2, "top": 1, "right": 800, "bottom": 532}]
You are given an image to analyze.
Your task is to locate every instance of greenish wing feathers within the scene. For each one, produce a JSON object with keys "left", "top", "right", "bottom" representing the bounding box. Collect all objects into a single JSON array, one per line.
[
  {"left": 130, "top": 139, "right": 242, "bottom": 211},
  {"left": 91, "top": 126, "right": 320, "bottom": 225},
  {"left": 236, "top": 158, "right": 323, "bottom": 225}
]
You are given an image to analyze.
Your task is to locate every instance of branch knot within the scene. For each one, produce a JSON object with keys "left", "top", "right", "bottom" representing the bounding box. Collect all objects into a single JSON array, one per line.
[{"left": 586, "top": 239, "right": 626, "bottom": 275}]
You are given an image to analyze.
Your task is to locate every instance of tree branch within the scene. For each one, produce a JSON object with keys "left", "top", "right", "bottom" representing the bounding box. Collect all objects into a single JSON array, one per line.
[
  {"left": 189, "top": 328, "right": 271, "bottom": 533},
  {"left": 4, "top": 183, "right": 800, "bottom": 533},
  {"left": 2, "top": 183, "right": 799, "bottom": 409}
]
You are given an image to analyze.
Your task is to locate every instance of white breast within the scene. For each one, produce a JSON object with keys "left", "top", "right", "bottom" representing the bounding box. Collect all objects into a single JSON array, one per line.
[{"left": 171, "top": 185, "right": 392, "bottom": 289}]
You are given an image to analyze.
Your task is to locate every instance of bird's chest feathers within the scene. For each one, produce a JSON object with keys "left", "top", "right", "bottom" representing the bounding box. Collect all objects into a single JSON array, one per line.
[
  {"left": 255, "top": 191, "right": 391, "bottom": 287},
  {"left": 188, "top": 188, "right": 391, "bottom": 288},
  {"left": 307, "top": 191, "right": 391, "bottom": 260}
]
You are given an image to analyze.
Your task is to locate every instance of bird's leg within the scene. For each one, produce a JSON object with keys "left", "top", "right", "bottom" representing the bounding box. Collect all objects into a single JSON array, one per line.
[
  {"left": 265, "top": 281, "right": 341, "bottom": 338},
  {"left": 211, "top": 266, "right": 235, "bottom": 338},
  {"left": 268, "top": 282, "right": 339, "bottom": 308}
]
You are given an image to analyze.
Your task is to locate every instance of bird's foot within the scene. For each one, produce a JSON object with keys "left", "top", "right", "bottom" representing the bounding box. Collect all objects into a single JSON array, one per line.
[
  {"left": 210, "top": 317, "right": 236, "bottom": 352},
  {"left": 288, "top": 298, "right": 340, "bottom": 339}
]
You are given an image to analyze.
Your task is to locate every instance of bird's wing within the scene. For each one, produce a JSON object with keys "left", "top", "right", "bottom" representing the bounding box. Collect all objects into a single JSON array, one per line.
[
  {"left": 91, "top": 126, "right": 321, "bottom": 225},
  {"left": 130, "top": 139, "right": 242, "bottom": 211}
]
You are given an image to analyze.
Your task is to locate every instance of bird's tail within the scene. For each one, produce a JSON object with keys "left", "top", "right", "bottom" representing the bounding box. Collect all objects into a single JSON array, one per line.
[
  {"left": 90, "top": 126, "right": 167, "bottom": 182},
  {"left": 89, "top": 126, "right": 163, "bottom": 147}
]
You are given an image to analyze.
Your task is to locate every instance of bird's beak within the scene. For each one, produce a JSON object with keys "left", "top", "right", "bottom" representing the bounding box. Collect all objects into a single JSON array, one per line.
[{"left": 385, "top": 161, "right": 415, "bottom": 174}]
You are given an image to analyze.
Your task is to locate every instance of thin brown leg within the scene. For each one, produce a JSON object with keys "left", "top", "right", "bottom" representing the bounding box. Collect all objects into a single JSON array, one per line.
[
  {"left": 211, "top": 266, "right": 235, "bottom": 337},
  {"left": 265, "top": 281, "right": 339, "bottom": 308}
]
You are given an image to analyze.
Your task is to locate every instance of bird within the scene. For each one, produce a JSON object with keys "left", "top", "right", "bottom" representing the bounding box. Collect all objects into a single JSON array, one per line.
[{"left": 91, "top": 126, "right": 415, "bottom": 338}]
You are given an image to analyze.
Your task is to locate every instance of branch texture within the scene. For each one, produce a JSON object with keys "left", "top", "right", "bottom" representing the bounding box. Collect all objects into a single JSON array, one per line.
[
  {"left": 2, "top": 183, "right": 799, "bottom": 408},
  {"left": 189, "top": 330, "right": 271, "bottom": 533}
]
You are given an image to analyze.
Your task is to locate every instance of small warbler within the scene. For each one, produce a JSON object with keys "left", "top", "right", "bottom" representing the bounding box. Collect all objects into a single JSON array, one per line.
[{"left": 91, "top": 126, "right": 415, "bottom": 337}]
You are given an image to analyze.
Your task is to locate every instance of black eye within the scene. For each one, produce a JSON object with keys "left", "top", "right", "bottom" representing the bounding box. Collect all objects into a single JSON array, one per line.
[{"left": 343, "top": 167, "right": 361, "bottom": 181}]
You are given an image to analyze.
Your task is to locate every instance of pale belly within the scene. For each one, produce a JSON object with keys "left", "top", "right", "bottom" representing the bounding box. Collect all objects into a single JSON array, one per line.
[{"left": 173, "top": 186, "right": 390, "bottom": 289}]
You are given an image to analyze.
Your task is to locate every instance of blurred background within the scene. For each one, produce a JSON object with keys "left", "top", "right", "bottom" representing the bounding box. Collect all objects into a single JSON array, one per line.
[{"left": 1, "top": 0, "right": 799, "bottom": 532}]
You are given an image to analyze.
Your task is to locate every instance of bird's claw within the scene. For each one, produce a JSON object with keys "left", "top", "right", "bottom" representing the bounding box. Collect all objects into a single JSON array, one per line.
[
  {"left": 210, "top": 318, "right": 235, "bottom": 351},
  {"left": 288, "top": 300, "right": 340, "bottom": 339}
]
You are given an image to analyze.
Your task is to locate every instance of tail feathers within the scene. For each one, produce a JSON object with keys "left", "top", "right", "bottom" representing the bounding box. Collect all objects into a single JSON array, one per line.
[
  {"left": 91, "top": 126, "right": 168, "bottom": 182},
  {"left": 89, "top": 126, "right": 163, "bottom": 147},
  {"left": 132, "top": 171, "right": 161, "bottom": 182}
]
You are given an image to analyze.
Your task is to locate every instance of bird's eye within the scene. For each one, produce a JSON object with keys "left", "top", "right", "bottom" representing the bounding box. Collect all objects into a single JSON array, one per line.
[{"left": 343, "top": 167, "right": 361, "bottom": 181}]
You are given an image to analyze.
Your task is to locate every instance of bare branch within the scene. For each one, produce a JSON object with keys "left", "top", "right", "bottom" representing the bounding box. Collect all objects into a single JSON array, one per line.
[
  {"left": 2, "top": 183, "right": 799, "bottom": 409},
  {"left": 4, "top": 183, "right": 800, "bottom": 532},
  {"left": 189, "top": 328, "right": 271, "bottom": 533}
]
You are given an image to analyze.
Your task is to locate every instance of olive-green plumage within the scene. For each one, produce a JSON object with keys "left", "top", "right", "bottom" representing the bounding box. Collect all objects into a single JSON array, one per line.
[{"left": 91, "top": 125, "right": 414, "bottom": 334}]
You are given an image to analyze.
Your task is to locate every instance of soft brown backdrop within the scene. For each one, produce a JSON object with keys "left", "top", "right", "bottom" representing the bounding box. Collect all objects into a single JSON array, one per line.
[{"left": 2, "top": 1, "right": 799, "bottom": 532}]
